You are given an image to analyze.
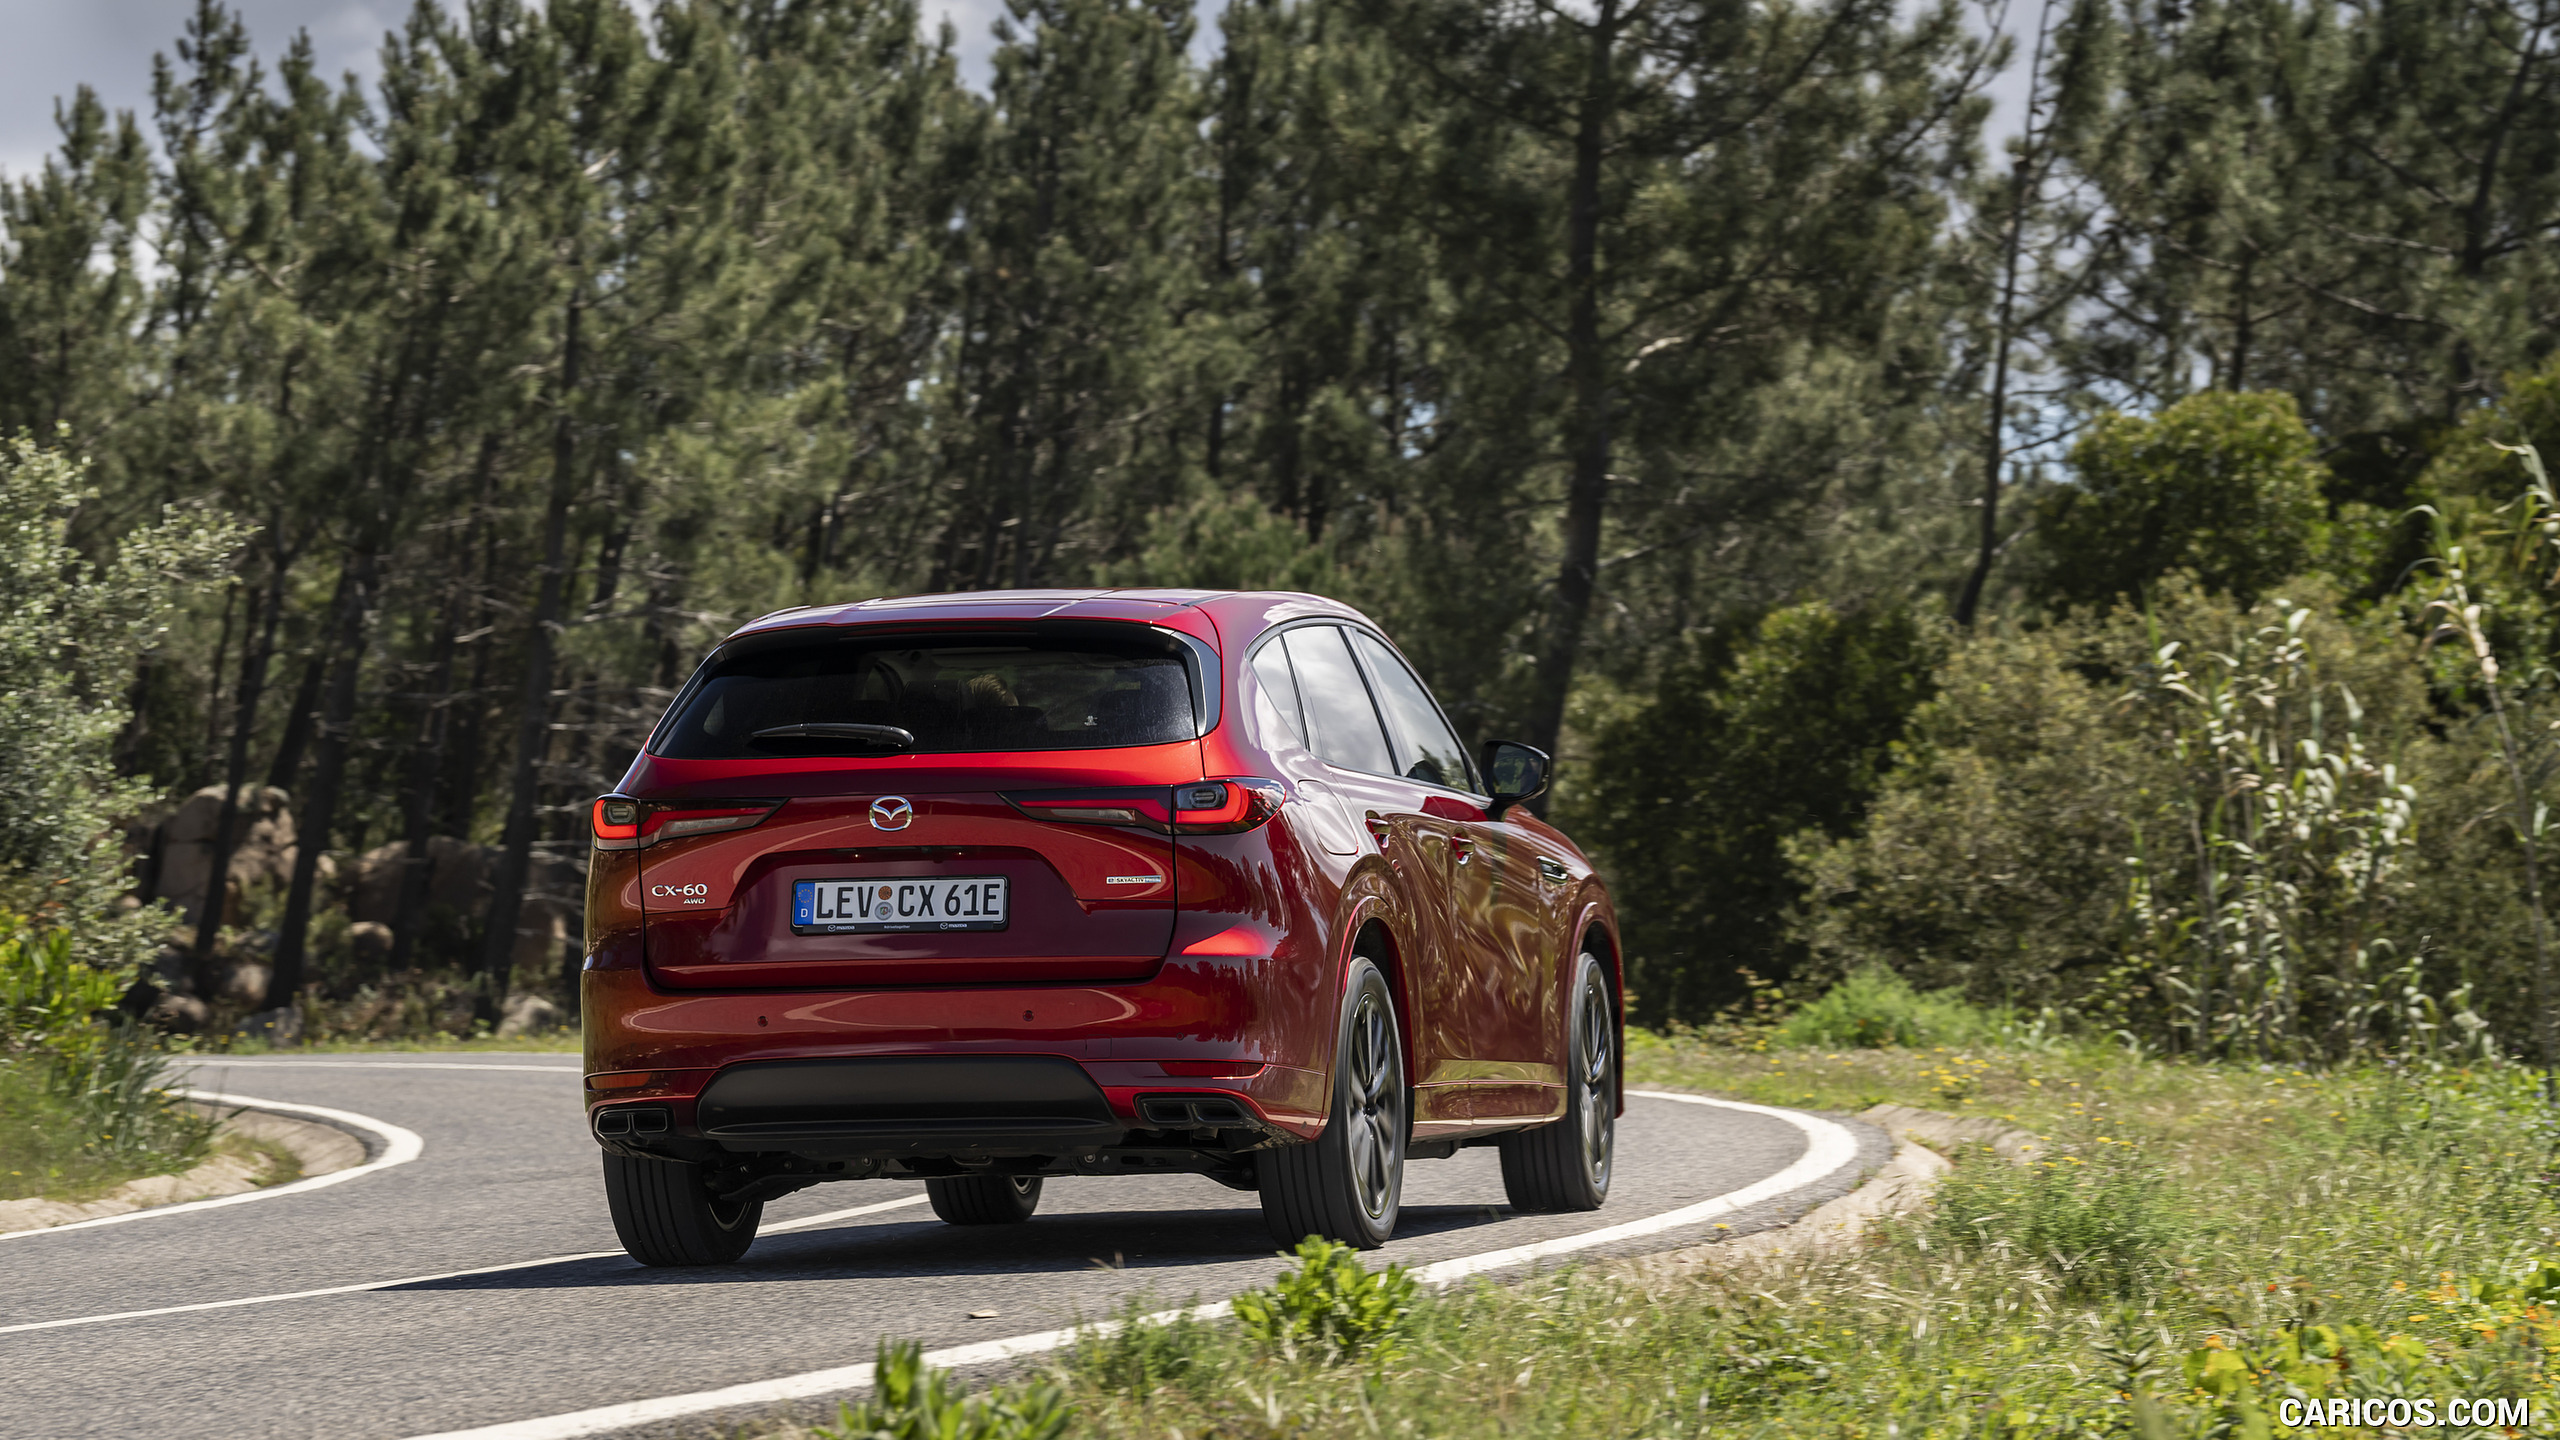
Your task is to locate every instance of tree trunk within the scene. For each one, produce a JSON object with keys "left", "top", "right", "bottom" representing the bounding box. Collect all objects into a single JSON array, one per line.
[
  {"left": 476, "top": 289, "right": 583, "bottom": 1021},
  {"left": 191, "top": 556, "right": 285, "bottom": 991},
  {"left": 269, "top": 546, "right": 380, "bottom": 1009},
  {"left": 1954, "top": 2, "right": 2054, "bottom": 628},
  {"left": 265, "top": 648, "right": 328, "bottom": 793},
  {"left": 1524, "top": 0, "right": 1619, "bottom": 767}
]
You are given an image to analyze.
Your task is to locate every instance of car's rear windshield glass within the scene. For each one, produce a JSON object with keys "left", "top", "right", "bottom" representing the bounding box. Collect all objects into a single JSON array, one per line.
[{"left": 652, "top": 632, "right": 1199, "bottom": 758}]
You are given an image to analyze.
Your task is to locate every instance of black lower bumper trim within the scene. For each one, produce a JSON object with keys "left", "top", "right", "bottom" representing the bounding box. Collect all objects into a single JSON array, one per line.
[{"left": 697, "top": 1055, "right": 1118, "bottom": 1156}]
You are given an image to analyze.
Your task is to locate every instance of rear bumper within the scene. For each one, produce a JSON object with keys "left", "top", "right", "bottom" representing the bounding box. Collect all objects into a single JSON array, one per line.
[{"left": 580, "top": 963, "right": 1328, "bottom": 1160}]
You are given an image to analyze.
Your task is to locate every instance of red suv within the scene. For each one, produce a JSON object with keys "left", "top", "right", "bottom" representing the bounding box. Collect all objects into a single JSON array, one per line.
[{"left": 582, "top": 589, "right": 1620, "bottom": 1265}]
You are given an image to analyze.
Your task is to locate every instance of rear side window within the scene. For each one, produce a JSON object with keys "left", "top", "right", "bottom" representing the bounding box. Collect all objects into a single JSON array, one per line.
[
  {"left": 1282, "top": 626, "right": 1394, "bottom": 775},
  {"left": 1350, "top": 631, "right": 1474, "bottom": 792},
  {"left": 1250, "top": 641, "right": 1307, "bottom": 745},
  {"left": 653, "top": 632, "right": 1198, "bottom": 758}
]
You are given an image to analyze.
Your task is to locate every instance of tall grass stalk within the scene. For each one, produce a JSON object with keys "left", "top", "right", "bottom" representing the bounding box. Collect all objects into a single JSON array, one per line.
[
  {"left": 2127, "top": 602, "right": 2461, "bottom": 1061},
  {"left": 2418, "top": 440, "right": 2560, "bottom": 1068}
]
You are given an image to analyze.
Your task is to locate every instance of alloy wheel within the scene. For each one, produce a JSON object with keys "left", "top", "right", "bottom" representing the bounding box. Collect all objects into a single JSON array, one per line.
[
  {"left": 1344, "top": 988, "right": 1401, "bottom": 1219},
  {"left": 1577, "top": 975, "right": 1615, "bottom": 1189}
]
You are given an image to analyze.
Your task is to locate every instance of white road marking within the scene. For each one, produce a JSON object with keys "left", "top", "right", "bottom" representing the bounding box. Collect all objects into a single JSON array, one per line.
[
  {"left": 0, "top": 1091, "right": 424, "bottom": 1243},
  {"left": 179, "top": 1060, "right": 580, "bottom": 1073},
  {"left": 0, "top": 1193, "right": 932, "bottom": 1335},
  {"left": 396, "top": 1093, "right": 1860, "bottom": 1440}
]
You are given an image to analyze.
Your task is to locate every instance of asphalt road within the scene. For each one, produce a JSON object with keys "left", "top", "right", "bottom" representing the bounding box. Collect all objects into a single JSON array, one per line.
[{"left": 0, "top": 1056, "right": 1887, "bottom": 1440}]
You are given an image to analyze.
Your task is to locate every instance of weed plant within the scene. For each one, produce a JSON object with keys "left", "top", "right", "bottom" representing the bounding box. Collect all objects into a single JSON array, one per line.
[{"left": 1775, "top": 966, "right": 2007, "bottom": 1050}]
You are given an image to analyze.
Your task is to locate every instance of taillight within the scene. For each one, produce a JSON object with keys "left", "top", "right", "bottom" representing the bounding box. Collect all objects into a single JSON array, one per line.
[
  {"left": 1004, "top": 781, "right": 1283, "bottom": 833},
  {"left": 1174, "top": 780, "right": 1283, "bottom": 834},
  {"left": 1003, "top": 787, "right": 1175, "bottom": 830},
  {"left": 591, "top": 795, "right": 782, "bottom": 850}
]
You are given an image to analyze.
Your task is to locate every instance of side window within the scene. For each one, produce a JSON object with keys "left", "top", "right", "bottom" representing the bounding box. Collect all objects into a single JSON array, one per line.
[
  {"left": 1350, "top": 631, "right": 1473, "bottom": 792},
  {"left": 1248, "top": 640, "right": 1307, "bottom": 747},
  {"left": 1282, "top": 626, "right": 1394, "bottom": 775}
]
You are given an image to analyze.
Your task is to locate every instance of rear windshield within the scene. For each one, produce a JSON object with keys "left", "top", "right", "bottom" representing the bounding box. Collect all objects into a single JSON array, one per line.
[{"left": 652, "top": 632, "right": 1200, "bottom": 758}]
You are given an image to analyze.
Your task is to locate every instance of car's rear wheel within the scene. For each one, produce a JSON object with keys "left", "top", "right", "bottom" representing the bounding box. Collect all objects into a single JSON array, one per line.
[
  {"left": 1499, "top": 952, "right": 1616, "bottom": 1212},
  {"left": 602, "top": 1152, "right": 763, "bottom": 1265},
  {"left": 1259, "top": 957, "right": 1405, "bottom": 1249},
  {"left": 926, "top": 1174, "right": 1042, "bottom": 1224}
]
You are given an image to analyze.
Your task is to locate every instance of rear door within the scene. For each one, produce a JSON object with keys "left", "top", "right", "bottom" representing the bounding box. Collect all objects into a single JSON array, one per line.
[
  {"left": 1267, "top": 624, "right": 1469, "bottom": 1116},
  {"left": 634, "top": 625, "right": 1202, "bottom": 989},
  {"left": 1344, "top": 630, "right": 1555, "bottom": 1118}
]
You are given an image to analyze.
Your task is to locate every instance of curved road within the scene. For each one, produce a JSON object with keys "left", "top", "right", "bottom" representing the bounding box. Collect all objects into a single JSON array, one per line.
[{"left": 0, "top": 1056, "right": 1887, "bottom": 1440}]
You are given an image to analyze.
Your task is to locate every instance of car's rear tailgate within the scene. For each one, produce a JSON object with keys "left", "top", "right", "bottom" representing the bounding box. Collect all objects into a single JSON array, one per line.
[{"left": 641, "top": 790, "right": 1177, "bottom": 988}]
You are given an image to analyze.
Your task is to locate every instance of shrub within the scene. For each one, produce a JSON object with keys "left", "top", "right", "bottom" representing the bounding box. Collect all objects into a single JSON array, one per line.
[
  {"left": 814, "top": 1340, "right": 1070, "bottom": 1440},
  {"left": 1776, "top": 967, "right": 2002, "bottom": 1049},
  {"left": 2028, "top": 390, "right": 2330, "bottom": 613},
  {"left": 1574, "top": 600, "right": 1943, "bottom": 1021},
  {"left": 0, "top": 436, "right": 245, "bottom": 968},
  {"left": 1232, "top": 1236, "right": 1419, "bottom": 1363},
  {"left": 0, "top": 917, "right": 122, "bottom": 1056}
]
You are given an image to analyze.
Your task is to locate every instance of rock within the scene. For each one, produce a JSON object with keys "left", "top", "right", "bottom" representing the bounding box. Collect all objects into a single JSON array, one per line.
[
  {"left": 215, "top": 961, "right": 271, "bottom": 1010},
  {"left": 496, "top": 993, "right": 563, "bottom": 1039},
  {"left": 349, "top": 836, "right": 492, "bottom": 927},
  {"left": 144, "top": 785, "right": 298, "bottom": 928},
  {"left": 144, "top": 991, "right": 211, "bottom": 1034},
  {"left": 239, "top": 1005, "right": 302, "bottom": 1046},
  {"left": 346, "top": 921, "right": 394, "bottom": 968}
]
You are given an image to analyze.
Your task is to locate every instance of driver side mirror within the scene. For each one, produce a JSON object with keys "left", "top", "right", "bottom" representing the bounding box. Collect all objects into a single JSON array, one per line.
[{"left": 1480, "top": 740, "right": 1550, "bottom": 819}]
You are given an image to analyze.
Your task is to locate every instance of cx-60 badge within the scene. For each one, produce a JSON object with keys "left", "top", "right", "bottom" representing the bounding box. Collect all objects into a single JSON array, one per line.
[{"left": 869, "top": 796, "right": 914, "bottom": 831}]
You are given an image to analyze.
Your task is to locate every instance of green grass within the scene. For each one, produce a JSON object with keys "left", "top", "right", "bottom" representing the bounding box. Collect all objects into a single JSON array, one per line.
[
  {"left": 731, "top": 1032, "right": 2560, "bottom": 1439},
  {"left": 0, "top": 1051, "right": 218, "bottom": 1204}
]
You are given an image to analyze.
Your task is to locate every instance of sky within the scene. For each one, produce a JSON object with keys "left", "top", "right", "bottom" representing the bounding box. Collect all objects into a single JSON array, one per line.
[
  {"left": 0, "top": 0, "right": 1019, "bottom": 186},
  {"left": 0, "top": 0, "right": 2036, "bottom": 200}
]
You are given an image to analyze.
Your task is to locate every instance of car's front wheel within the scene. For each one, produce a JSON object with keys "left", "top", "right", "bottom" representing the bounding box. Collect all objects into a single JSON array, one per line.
[
  {"left": 1498, "top": 951, "right": 1616, "bottom": 1212},
  {"left": 1259, "top": 957, "right": 1405, "bottom": 1249},
  {"left": 925, "top": 1174, "right": 1042, "bottom": 1224},
  {"left": 602, "top": 1152, "right": 763, "bottom": 1265}
]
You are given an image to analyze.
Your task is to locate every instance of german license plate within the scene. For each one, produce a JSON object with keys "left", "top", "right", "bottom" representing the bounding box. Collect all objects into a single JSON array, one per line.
[{"left": 792, "top": 876, "right": 1009, "bottom": 934}]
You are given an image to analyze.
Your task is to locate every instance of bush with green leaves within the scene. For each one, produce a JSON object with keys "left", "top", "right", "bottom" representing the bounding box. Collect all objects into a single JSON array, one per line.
[
  {"left": 813, "top": 1341, "right": 1069, "bottom": 1440},
  {"left": 0, "top": 436, "right": 245, "bottom": 967},
  {"left": 1775, "top": 967, "right": 2005, "bottom": 1049},
  {"left": 1788, "top": 580, "right": 2504, "bottom": 1059},
  {"left": 2027, "top": 390, "right": 2331, "bottom": 613},
  {"left": 1572, "top": 600, "right": 1943, "bottom": 1021},
  {"left": 1232, "top": 1236, "right": 1419, "bottom": 1364}
]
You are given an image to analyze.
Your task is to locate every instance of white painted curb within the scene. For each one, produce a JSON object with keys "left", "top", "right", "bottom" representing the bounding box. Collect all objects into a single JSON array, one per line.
[
  {"left": 0, "top": 1091, "right": 422, "bottom": 1242},
  {"left": 398, "top": 1092, "right": 1861, "bottom": 1440}
]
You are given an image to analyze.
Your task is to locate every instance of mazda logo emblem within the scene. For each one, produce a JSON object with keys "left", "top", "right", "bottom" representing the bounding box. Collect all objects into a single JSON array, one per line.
[{"left": 869, "top": 796, "right": 914, "bottom": 831}]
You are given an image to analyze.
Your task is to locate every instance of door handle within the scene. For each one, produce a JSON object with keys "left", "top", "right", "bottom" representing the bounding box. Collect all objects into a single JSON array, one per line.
[
  {"left": 1537, "top": 857, "right": 1570, "bottom": 885},
  {"left": 1365, "top": 815, "right": 1394, "bottom": 849},
  {"left": 1451, "top": 836, "right": 1475, "bottom": 865}
]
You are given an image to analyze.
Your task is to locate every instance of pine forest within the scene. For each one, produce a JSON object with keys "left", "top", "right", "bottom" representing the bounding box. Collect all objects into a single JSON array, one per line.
[{"left": 3, "top": 0, "right": 2558, "bottom": 1060}]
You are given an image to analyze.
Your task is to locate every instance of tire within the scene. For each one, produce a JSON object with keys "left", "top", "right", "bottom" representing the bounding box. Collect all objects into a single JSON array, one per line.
[
  {"left": 1259, "top": 958, "right": 1405, "bottom": 1249},
  {"left": 926, "top": 1174, "right": 1042, "bottom": 1224},
  {"left": 1499, "top": 952, "right": 1616, "bottom": 1213},
  {"left": 602, "top": 1152, "right": 762, "bottom": 1266}
]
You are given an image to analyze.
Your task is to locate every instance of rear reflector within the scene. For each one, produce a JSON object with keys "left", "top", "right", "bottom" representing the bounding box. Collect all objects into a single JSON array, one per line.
[
  {"left": 586, "top": 1071, "right": 658, "bottom": 1091},
  {"left": 1180, "top": 924, "right": 1277, "bottom": 957},
  {"left": 1159, "top": 1060, "right": 1266, "bottom": 1078}
]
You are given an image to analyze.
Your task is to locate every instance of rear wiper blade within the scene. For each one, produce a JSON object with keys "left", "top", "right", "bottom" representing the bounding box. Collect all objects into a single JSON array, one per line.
[{"left": 749, "top": 723, "right": 916, "bottom": 750}]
